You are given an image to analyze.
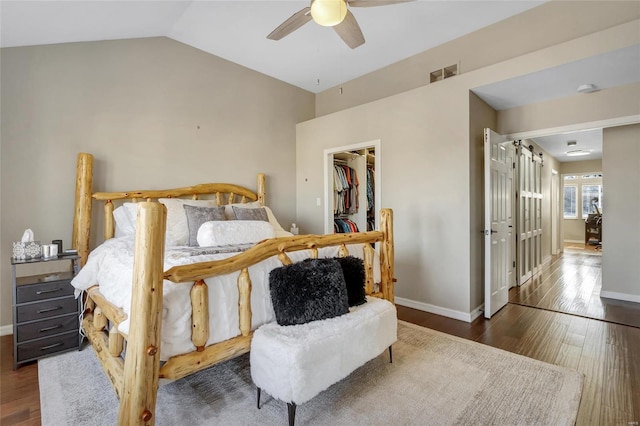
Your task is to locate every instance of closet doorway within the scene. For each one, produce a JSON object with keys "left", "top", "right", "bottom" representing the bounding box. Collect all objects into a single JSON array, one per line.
[{"left": 324, "top": 140, "right": 381, "bottom": 235}]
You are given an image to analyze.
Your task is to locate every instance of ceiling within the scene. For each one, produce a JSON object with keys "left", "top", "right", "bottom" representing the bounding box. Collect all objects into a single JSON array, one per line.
[
  {"left": 1, "top": 0, "right": 545, "bottom": 93},
  {"left": 532, "top": 129, "right": 603, "bottom": 163},
  {"left": 472, "top": 45, "right": 640, "bottom": 111}
]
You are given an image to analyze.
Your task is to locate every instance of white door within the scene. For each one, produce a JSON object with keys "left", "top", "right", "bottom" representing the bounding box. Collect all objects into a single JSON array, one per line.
[
  {"left": 484, "top": 129, "right": 514, "bottom": 319},
  {"left": 517, "top": 146, "right": 543, "bottom": 284}
]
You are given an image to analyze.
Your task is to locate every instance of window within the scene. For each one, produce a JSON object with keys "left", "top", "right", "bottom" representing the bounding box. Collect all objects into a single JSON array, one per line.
[
  {"left": 564, "top": 186, "right": 577, "bottom": 219},
  {"left": 582, "top": 185, "right": 603, "bottom": 218},
  {"left": 582, "top": 173, "right": 603, "bottom": 179}
]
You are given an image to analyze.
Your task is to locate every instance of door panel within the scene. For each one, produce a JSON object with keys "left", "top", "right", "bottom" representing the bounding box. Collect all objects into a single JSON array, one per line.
[
  {"left": 517, "top": 145, "right": 543, "bottom": 285},
  {"left": 484, "top": 129, "right": 514, "bottom": 319}
]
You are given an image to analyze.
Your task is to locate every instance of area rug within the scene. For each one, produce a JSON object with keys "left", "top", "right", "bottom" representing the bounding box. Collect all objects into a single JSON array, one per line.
[{"left": 39, "top": 322, "right": 583, "bottom": 425}]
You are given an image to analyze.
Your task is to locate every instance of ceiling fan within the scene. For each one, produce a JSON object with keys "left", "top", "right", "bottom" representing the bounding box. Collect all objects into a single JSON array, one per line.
[{"left": 267, "top": 0, "right": 415, "bottom": 49}]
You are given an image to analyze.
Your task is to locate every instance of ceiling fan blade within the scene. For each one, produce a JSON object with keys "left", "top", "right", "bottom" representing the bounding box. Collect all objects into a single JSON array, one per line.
[
  {"left": 267, "top": 7, "right": 312, "bottom": 40},
  {"left": 333, "top": 10, "right": 365, "bottom": 49},
  {"left": 348, "top": 0, "right": 415, "bottom": 7}
]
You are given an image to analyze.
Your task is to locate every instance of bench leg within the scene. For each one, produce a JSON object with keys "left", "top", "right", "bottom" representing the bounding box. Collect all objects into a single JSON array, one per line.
[
  {"left": 388, "top": 345, "right": 393, "bottom": 363},
  {"left": 287, "top": 402, "right": 297, "bottom": 426},
  {"left": 257, "top": 387, "right": 261, "bottom": 409}
]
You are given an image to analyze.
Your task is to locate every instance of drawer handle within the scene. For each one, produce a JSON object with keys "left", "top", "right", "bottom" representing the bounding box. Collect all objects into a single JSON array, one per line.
[
  {"left": 40, "top": 342, "right": 64, "bottom": 351},
  {"left": 36, "top": 288, "right": 62, "bottom": 295},
  {"left": 37, "top": 306, "right": 63, "bottom": 314},
  {"left": 39, "top": 324, "right": 62, "bottom": 333}
]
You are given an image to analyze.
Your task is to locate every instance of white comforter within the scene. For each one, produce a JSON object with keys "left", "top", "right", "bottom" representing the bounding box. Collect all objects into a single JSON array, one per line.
[{"left": 71, "top": 236, "right": 380, "bottom": 360}]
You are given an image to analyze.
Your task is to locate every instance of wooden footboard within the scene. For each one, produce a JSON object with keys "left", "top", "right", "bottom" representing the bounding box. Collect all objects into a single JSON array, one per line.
[{"left": 72, "top": 153, "right": 395, "bottom": 425}]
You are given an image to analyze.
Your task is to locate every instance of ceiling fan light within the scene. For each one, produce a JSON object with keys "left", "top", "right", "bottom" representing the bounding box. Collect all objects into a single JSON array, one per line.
[{"left": 310, "top": 0, "right": 348, "bottom": 27}]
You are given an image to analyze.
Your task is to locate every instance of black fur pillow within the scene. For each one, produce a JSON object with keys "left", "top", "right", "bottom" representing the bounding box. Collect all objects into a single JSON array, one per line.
[
  {"left": 334, "top": 256, "right": 367, "bottom": 307},
  {"left": 269, "top": 258, "right": 349, "bottom": 326}
]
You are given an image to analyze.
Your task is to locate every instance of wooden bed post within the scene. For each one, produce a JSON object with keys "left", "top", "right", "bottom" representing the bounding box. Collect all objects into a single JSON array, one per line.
[
  {"left": 72, "top": 153, "right": 94, "bottom": 266},
  {"left": 104, "top": 200, "right": 115, "bottom": 240},
  {"left": 117, "top": 202, "right": 166, "bottom": 426},
  {"left": 257, "top": 173, "right": 265, "bottom": 206},
  {"left": 379, "top": 209, "right": 395, "bottom": 303}
]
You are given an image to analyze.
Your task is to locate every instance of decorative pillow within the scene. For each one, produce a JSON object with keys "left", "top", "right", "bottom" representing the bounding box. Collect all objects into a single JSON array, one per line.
[
  {"left": 113, "top": 204, "right": 135, "bottom": 237},
  {"left": 197, "top": 220, "right": 275, "bottom": 247},
  {"left": 232, "top": 206, "right": 269, "bottom": 221},
  {"left": 223, "top": 201, "right": 262, "bottom": 220},
  {"left": 159, "top": 198, "right": 217, "bottom": 246},
  {"left": 334, "top": 256, "right": 367, "bottom": 307},
  {"left": 183, "top": 205, "right": 226, "bottom": 246},
  {"left": 223, "top": 202, "right": 291, "bottom": 236},
  {"left": 269, "top": 258, "right": 349, "bottom": 326}
]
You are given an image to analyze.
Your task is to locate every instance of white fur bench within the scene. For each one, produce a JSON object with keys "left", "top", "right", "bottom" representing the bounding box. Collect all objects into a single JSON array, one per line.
[{"left": 250, "top": 296, "right": 397, "bottom": 425}]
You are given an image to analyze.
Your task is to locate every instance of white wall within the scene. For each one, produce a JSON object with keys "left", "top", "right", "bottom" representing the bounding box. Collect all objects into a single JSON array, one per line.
[{"left": 601, "top": 124, "right": 640, "bottom": 302}]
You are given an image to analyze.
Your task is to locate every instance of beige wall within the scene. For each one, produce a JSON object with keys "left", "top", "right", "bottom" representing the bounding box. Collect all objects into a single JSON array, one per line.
[
  {"left": 559, "top": 160, "right": 603, "bottom": 175},
  {"left": 316, "top": 1, "right": 640, "bottom": 117},
  {"left": 297, "top": 19, "right": 639, "bottom": 319},
  {"left": 298, "top": 84, "right": 473, "bottom": 316},
  {"left": 497, "top": 83, "right": 640, "bottom": 135},
  {"left": 601, "top": 124, "right": 640, "bottom": 300},
  {"left": 0, "top": 37, "right": 315, "bottom": 328}
]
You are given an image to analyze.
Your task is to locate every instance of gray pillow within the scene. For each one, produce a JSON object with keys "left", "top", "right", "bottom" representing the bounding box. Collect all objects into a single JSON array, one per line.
[
  {"left": 231, "top": 206, "right": 268, "bottom": 221},
  {"left": 183, "top": 205, "right": 226, "bottom": 246}
]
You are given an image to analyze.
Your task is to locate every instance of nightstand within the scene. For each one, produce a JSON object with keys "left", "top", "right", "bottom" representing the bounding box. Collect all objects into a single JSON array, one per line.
[{"left": 11, "top": 255, "right": 81, "bottom": 369}]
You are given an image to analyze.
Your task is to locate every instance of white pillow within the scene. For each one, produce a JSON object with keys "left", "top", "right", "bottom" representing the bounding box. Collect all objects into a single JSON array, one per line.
[
  {"left": 224, "top": 202, "right": 289, "bottom": 235},
  {"left": 113, "top": 203, "right": 139, "bottom": 237},
  {"left": 113, "top": 205, "right": 131, "bottom": 238},
  {"left": 159, "top": 198, "right": 218, "bottom": 247},
  {"left": 197, "top": 220, "right": 275, "bottom": 247}
]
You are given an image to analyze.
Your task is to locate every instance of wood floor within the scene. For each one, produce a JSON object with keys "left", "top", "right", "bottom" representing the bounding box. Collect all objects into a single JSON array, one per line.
[
  {"left": 2, "top": 251, "right": 639, "bottom": 425},
  {"left": 510, "top": 248, "right": 640, "bottom": 328}
]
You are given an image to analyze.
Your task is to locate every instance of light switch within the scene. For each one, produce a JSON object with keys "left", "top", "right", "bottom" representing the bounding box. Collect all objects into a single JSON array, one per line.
[{"left": 316, "top": 197, "right": 321, "bottom": 206}]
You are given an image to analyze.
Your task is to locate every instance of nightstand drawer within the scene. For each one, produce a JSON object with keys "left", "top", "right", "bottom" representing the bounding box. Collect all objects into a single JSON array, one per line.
[
  {"left": 17, "top": 280, "right": 74, "bottom": 304},
  {"left": 16, "top": 314, "right": 78, "bottom": 342},
  {"left": 16, "top": 297, "right": 78, "bottom": 323},
  {"left": 17, "top": 332, "right": 78, "bottom": 362}
]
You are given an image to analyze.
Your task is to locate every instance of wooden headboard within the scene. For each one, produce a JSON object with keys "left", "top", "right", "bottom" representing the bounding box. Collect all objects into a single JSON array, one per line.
[{"left": 71, "top": 153, "right": 266, "bottom": 266}]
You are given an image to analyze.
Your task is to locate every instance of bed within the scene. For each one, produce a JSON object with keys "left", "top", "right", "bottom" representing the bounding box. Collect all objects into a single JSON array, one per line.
[{"left": 70, "top": 152, "right": 395, "bottom": 425}]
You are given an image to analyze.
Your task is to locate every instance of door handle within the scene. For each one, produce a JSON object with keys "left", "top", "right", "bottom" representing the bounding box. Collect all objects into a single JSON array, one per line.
[
  {"left": 482, "top": 230, "right": 499, "bottom": 235},
  {"left": 491, "top": 230, "right": 498, "bottom": 234}
]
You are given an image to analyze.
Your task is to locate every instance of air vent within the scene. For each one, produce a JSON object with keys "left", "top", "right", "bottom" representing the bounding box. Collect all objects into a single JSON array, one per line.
[{"left": 430, "top": 63, "right": 459, "bottom": 84}]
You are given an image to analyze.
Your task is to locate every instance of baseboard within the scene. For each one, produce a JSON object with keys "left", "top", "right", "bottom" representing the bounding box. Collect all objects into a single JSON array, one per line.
[
  {"left": 542, "top": 255, "right": 552, "bottom": 267},
  {"left": 470, "top": 304, "right": 484, "bottom": 322},
  {"left": 0, "top": 324, "right": 13, "bottom": 336},
  {"left": 395, "top": 297, "right": 476, "bottom": 323},
  {"left": 600, "top": 291, "right": 640, "bottom": 303},
  {"left": 564, "top": 239, "right": 584, "bottom": 244}
]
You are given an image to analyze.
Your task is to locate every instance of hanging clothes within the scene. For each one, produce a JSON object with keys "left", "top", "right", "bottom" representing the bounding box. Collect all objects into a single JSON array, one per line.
[
  {"left": 366, "top": 166, "right": 374, "bottom": 214},
  {"left": 334, "top": 218, "right": 359, "bottom": 233},
  {"left": 333, "top": 164, "right": 359, "bottom": 216}
]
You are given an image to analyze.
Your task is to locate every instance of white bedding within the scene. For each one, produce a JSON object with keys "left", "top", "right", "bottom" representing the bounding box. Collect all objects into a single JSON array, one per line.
[{"left": 71, "top": 236, "right": 380, "bottom": 360}]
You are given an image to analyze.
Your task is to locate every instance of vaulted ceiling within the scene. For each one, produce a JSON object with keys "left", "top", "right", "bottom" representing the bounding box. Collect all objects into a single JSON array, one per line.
[{"left": 1, "top": 0, "right": 544, "bottom": 93}]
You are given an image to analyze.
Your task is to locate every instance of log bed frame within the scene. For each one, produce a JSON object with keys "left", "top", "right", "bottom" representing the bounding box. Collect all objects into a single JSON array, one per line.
[{"left": 71, "top": 152, "right": 395, "bottom": 425}]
